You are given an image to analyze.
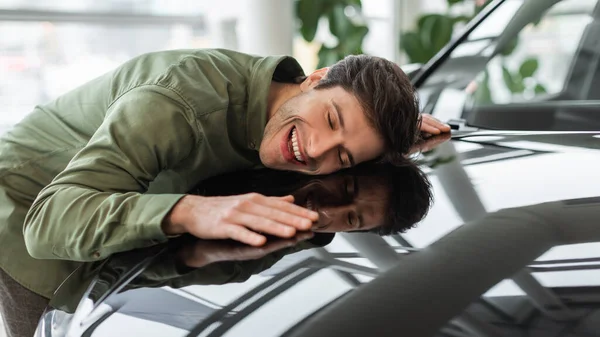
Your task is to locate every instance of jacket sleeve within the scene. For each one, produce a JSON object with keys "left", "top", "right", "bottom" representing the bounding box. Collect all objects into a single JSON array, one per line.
[{"left": 24, "top": 86, "right": 201, "bottom": 261}]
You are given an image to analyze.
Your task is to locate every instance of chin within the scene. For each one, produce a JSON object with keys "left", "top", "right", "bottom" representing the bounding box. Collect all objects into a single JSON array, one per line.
[
  {"left": 259, "top": 152, "right": 288, "bottom": 171},
  {"left": 258, "top": 143, "right": 278, "bottom": 168}
]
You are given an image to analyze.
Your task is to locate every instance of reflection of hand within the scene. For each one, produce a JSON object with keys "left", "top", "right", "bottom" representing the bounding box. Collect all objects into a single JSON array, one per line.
[
  {"left": 419, "top": 114, "right": 451, "bottom": 138},
  {"left": 178, "top": 231, "right": 315, "bottom": 268},
  {"left": 409, "top": 132, "right": 452, "bottom": 155},
  {"left": 162, "top": 194, "right": 319, "bottom": 247}
]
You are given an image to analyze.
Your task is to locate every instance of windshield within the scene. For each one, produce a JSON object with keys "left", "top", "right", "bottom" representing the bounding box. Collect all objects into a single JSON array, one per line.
[{"left": 419, "top": 0, "right": 600, "bottom": 131}]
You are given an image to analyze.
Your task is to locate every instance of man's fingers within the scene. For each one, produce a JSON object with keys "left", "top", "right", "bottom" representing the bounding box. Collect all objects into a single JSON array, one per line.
[
  {"left": 223, "top": 225, "right": 267, "bottom": 247},
  {"left": 242, "top": 194, "right": 318, "bottom": 226},
  {"left": 421, "top": 123, "right": 442, "bottom": 135},
  {"left": 263, "top": 196, "right": 319, "bottom": 222},
  {"left": 230, "top": 212, "right": 297, "bottom": 238},
  {"left": 279, "top": 195, "right": 295, "bottom": 202},
  {"left": 246, "top": 193, "right": 317, "bottom": 221},
  {"left": 247, "top": 202, "right": 315, "bottom": 230},
  {"left": 421, "top": 115, "right": 451, "bottom": 133},
  {"left": 430, "top": 118, "right": 451, "bottom": 132}
]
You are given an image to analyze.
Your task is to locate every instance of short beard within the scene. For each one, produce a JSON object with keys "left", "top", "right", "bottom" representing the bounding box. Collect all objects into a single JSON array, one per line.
[{"left": 259, "top": 96, "right": 300, "bottom": 165}]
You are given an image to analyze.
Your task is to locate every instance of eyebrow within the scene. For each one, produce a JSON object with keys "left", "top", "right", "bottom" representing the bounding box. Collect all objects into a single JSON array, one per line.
[{"left": 332, "top": 99, "right": 355, "bottom": 167}]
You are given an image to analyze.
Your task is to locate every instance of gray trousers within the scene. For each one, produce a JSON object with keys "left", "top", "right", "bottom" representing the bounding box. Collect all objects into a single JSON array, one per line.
[{"left": 0, "top": 268, "right": 49, "bottom": 337}]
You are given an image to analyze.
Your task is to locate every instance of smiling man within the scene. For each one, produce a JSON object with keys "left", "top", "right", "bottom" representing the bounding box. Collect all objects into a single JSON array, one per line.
[
  {"left": 260, "top": 58, "right": 447, "bottom": 173},
  {"left": 0, "top": 48, "right": 448, "bottom": 337}
]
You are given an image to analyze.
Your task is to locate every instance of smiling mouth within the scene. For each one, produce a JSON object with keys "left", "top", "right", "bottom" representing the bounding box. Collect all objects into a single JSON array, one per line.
[{"left": 288, "top": 126, "right": 306, "bottom": 164}]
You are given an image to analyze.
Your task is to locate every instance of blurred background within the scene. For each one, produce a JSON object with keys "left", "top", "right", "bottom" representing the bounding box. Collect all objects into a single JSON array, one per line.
[
  {"left": 0, "top": 0, "right": 491, "bottom": 130},
  {"left": 3, "top": 2, "right": 600, "bottom": 335}
]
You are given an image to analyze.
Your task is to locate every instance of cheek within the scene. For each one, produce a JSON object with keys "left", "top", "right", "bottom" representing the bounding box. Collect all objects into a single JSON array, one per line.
[
  {"left": 314, "top": 164, "right": 337, "bottom": 175},
  {"left": 366, "top": 130, "right": 386, "bottom": 154},
  {"left": 264, "top": 115, "right": 290, "bottom": 145},
  {"left": 294, "top": 100, "right": 322, "bottom": 123},
  {"left": 351, "top": 131, "right": 385, "bottom": 162},
  {"left": 294, "top": 108, "right": 312, "bottom": 124}
]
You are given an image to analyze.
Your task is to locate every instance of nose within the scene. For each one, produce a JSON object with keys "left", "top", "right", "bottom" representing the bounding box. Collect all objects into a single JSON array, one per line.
[
  {"left": 318, "top": 207, "right": 335, "bottom": 221},
  {"left": 317, "top": 204, "right": 348, "bottom": 226},
  {"left": 307, "top": 131, "right": 343, "bottom": 164}
]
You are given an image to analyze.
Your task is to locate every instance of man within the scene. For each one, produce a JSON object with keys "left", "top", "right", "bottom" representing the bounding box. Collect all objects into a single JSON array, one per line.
[
  {"left": 51, "top": 161, "right": 434, "bottom": 317},
  {"left": 0, "top": 48, "right": 449, "bottom": 336}
]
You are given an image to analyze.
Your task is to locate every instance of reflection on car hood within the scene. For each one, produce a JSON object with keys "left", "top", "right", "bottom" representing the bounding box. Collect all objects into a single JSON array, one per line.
[
  {"left": 451, "top": 130, "right": 600, "bottom": 150},
  {"left": 38, "top": 130, "right": 600, "bottom": 337}
]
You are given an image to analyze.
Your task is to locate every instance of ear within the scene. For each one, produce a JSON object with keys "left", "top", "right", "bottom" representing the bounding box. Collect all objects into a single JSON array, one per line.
[{"left": 300, "top": 67, "right": 329, "bottom": 92}]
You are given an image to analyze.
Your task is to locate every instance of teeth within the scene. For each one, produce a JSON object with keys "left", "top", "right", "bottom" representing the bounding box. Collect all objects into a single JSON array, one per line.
[
  {"left": 306, "top": 198, "right": 313, "bottom": 211},
  {"left": 291, "top": 128, "right": 303, "bottom": 162}
]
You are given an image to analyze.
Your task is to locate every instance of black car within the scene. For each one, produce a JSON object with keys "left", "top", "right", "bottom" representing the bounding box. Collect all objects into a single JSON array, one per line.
[{"left": 36, "top": 0, "right": 600, "bottom": 336}]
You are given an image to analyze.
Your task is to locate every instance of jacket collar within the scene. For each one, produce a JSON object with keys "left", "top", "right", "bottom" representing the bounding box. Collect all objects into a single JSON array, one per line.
[{"left": 245, "top": 55, "right": 305, "bottom": 151}]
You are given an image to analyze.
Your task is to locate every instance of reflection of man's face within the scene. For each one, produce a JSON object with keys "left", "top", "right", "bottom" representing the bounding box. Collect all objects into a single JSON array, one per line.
[{"left": 291, "top": 174, "right": 388, "bottom": 233}]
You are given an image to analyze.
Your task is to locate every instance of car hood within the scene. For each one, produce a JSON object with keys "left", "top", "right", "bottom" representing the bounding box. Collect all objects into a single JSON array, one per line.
[{"left": 38, "top": 130, "right": 600, "bottom": 337}]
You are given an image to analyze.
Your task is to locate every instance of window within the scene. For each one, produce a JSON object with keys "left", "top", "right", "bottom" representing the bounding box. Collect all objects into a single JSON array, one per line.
[
  {"left": 0, "top": 0, "right": 208, "bottom": 128},
  {"left": 419, "top": 0, "right": 600, "bottom": 131}
]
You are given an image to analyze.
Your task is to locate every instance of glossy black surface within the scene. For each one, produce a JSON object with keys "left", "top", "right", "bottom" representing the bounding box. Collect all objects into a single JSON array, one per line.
[{"left": 37, "top": 130, "right": 600, "bottom": 337}]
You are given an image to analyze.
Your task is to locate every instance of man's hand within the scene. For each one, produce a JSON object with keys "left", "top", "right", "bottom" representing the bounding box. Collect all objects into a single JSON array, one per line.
[
  {"left": 162, "top": 193, "right": 318, "bottom": 247},
  {"left": 420, "top": 114, "right": 451, "bottom": 138},
  {"left": 408, "top": 132, "right": 451, "bottom": 155},
  {"left": 179, "top": 232, "right": 315, "bottom": 268}
]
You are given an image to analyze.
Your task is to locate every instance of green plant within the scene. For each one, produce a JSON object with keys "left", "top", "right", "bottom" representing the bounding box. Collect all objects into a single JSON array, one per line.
[
  {"left": 501, "top": 58, "right": 546, "bottom": 95},
  {"left": 473, "top": 34, "right": 547, "bottom": 105},
  {"left": 473, "top": 59, "right": 547, "bottom": 105},
  {"left": 296, "top": 0, "right": 368, "bottom": 68},
  {"left": 400, "top": 0, "right": 490, "bottom": 64}
]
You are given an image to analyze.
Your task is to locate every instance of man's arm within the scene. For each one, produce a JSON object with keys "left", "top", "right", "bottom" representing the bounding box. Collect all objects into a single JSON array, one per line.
[
  {"left": 24, "top": 85, "right": 318, "bottom": 262},
  {"left": 24, "top": 86, "right": 199, "bottom": 261}
]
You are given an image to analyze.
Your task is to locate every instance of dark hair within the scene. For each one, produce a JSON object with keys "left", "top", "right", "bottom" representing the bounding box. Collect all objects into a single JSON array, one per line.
[
  {"left": 193, "top": 162, "right": 433, "bottom": 236},
  {"left": 314, "top": 54, "right": 422, "bottom": 164},
  {"left": 350, "top": 162, "right": 433, "bottom": 235}
]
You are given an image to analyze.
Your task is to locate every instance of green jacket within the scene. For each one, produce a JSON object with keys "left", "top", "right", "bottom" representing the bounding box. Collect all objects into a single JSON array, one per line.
[{"left": 0, "top": 48, "right": 305, "bottom": 298}]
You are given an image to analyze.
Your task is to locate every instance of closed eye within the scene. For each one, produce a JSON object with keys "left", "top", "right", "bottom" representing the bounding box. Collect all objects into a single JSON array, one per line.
[
  {"left": 327, "top": 112, "right": 334, "bottom": 129},
  {"left": 347, "top": 211, "right": 360, "bottom": 229}
]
